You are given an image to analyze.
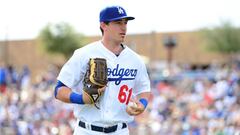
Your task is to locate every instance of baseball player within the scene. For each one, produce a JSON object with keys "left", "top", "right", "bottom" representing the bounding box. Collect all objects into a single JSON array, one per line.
[{"left": 55, "top": 5, "right": 151, "bottom": 135}]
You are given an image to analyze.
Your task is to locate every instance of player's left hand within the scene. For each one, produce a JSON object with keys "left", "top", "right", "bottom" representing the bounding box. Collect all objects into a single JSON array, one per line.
[{"left": 126, "top": 99, "right": 145, "bottom": 116}]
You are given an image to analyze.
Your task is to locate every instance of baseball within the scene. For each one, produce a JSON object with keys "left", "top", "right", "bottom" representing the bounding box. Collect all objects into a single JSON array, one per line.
[{"left": 128, "top": 102, "right": 137, "bottom": 107}]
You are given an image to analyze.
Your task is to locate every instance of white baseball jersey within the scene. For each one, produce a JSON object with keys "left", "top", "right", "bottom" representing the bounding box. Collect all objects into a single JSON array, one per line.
[{"left": 57, "top": 40, "right": 150, "bottom": 126}]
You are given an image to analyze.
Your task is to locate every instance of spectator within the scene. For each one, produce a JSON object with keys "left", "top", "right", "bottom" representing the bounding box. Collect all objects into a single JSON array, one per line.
[{"left": 0, "top": 61, "right": 7, "bottom": 94}]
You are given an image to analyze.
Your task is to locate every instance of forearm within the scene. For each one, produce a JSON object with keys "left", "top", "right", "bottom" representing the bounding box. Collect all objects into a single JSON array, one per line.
[
  {"left": 137, "top": 92, "right": 151, "bottom": 101},
  {"left": 56, "top": 86, "right": 72, "bottom": 103},
  {"left": 137, "top": 92, "right": 151, "bottom": 104},
  {"left": 137, "top": 92, "right": 151, "bottom": 109}
]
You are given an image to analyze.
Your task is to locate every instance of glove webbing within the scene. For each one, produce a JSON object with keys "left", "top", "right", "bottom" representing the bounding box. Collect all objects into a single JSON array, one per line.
[{"left": 89, "top": 58, "right": 107, "bottom": 86}]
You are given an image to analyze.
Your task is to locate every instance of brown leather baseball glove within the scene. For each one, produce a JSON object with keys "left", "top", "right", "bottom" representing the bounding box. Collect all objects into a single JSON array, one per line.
[{"left": 83, "top": 58, "right": 108, "bottom": 104}]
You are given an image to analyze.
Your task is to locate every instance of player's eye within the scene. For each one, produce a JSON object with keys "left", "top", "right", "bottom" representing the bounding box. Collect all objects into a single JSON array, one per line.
[
  {"left": 114, "top": 21, "right": 122, "bottom": 24},
  {"left": 112, "top": 19, "right": 128, "bottom": 25},
  {"left": 114, "top": 21, "right": 128, "bottom": 25}
]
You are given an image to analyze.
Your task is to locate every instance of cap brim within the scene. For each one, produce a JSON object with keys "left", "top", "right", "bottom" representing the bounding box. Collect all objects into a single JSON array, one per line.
[{"left": 107, "top": 16, "right": 135, "bottom": 22}]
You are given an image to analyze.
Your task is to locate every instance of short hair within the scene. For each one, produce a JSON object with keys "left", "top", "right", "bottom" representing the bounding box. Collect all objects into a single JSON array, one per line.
[{"left": 100, "top": 21, "right": 110, "bottom": 35}]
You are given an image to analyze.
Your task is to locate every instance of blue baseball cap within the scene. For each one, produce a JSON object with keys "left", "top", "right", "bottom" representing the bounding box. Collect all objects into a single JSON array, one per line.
[{"left": 99, "top": 6, "right": 135, "bottom": 22}]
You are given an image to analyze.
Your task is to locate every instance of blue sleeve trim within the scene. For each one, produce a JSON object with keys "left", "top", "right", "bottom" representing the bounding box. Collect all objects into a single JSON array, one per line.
[
  {"left": 54, "top": 80, "right": 66, "bottom": 98},
  {"left": 70, "top": 92, "right": 85, "bottom": 104},
  {"left": 139, "top": 98, "right": 148, "bottom": 109}
]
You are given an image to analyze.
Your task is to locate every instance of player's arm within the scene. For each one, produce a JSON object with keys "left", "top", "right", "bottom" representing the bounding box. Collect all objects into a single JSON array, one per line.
[
  {"left": 55, "top": 80, "right": 106, "bottom": 104},
  {"left": 54, "top": 80, "right": 86, "bottom": 104},
  {"left": 126, "top": 91, "right": 151, "bottom": 116}
]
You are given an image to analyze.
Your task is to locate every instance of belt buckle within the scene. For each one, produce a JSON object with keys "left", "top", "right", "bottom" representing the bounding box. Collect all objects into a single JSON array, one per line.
[
  {"left": 103, "top": 127, "right": 106, "bottom": 133},
  {"left": 85, "top": 123, "right": 91, "bottom": 130},
  {"left": 103, "top": 126, "right": 109, "bottom": 133}
]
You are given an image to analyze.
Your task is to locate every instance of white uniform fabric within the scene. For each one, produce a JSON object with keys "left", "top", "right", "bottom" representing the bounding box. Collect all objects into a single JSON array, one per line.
[{"left": 57, "top": 41, "right": 150, "bottom": 134}]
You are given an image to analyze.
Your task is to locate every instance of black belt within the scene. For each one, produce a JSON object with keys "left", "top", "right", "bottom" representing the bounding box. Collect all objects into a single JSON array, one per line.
[{"left": 78, "top": 121, "right": 127, "bottom": 133}]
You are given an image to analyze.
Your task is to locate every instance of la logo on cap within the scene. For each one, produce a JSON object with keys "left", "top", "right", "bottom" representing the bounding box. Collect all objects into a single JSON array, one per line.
[
  {"left": 99, "top": 6, "right": 135, "bottom": 22},
  {"left": 117, "top": 6, "right": 124, "bottom": 14}
]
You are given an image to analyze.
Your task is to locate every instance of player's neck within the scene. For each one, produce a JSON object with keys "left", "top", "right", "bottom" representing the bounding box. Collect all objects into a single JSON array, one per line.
[{"left": 101, "top": 40, "right": 124, "bottom": 55}]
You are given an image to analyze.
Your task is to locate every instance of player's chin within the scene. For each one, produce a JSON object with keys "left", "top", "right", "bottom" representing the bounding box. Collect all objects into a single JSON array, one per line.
[
  {"left": 118, "top": 37, "right": 125, "bottom": 43},
  {"left": 119, "top": 35, "right": 125, "bottom": 40}
]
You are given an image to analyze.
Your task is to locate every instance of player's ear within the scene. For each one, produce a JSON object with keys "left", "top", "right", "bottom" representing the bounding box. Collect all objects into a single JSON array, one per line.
[{"left": 100, "top": 22, "right": 107, "bottom": 31}]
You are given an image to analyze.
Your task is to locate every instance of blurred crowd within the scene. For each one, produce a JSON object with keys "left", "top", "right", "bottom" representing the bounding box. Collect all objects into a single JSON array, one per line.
[
  {"left": 0, "top": 64, "right": 74, "bottom": 135},
  {"left": 133, "top": 62, "right": 240, "bottom": 135},
  {"left": 1, "top": 61, "right": 240, "bottom": 135}
]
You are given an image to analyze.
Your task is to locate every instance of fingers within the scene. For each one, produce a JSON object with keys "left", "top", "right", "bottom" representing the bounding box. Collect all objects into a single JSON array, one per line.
[
  {"left": 126, "top": 107, "right": 143, "bottom": 116},
  {"left": 98, "top": 86, "right": 107, "bottom": 94},
  {"left": 82, "top": 92, "right": 94, "bottom": 104},
  {"left": 126, "top": 101, "right": 145, "bottom": 116}
]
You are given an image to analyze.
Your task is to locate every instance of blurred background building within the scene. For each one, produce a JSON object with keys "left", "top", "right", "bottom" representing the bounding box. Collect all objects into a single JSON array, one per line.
[{"left": 0, "top": 30, "right": 225, "bottom": 83}]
